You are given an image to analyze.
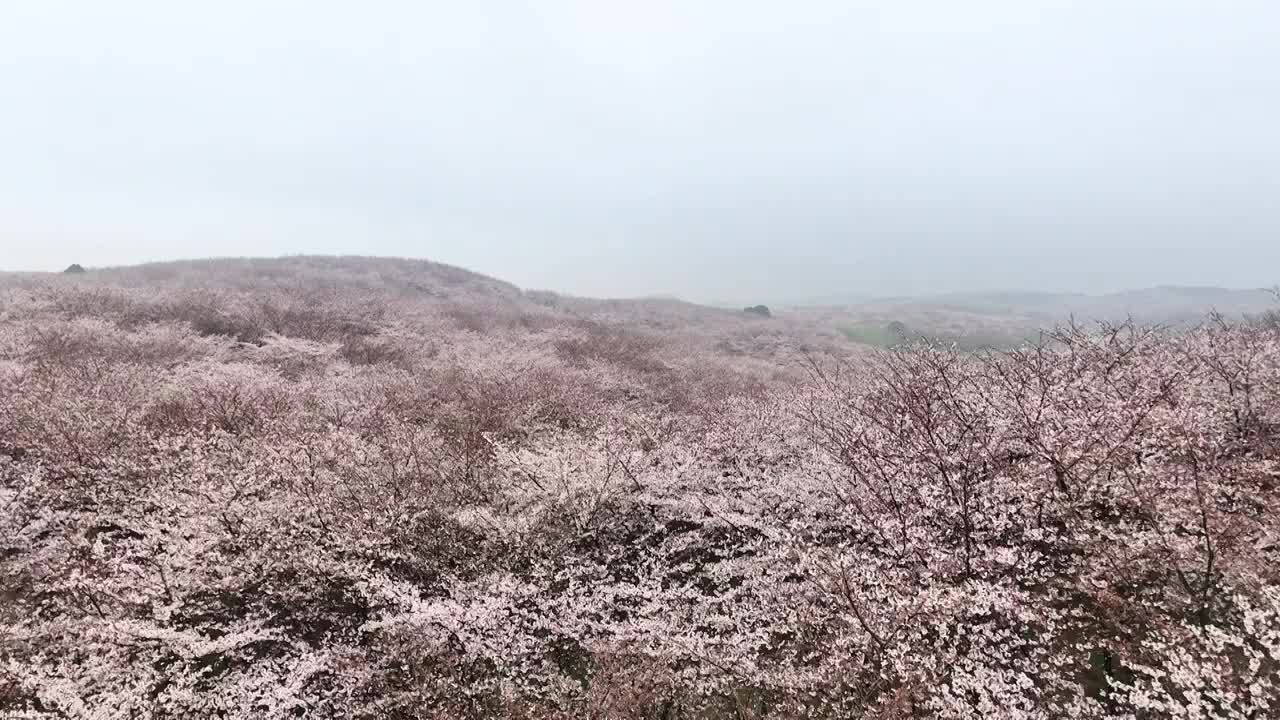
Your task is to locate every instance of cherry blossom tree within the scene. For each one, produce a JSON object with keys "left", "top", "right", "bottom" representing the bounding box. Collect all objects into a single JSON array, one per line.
[{"left": 1, "top": 261, "right": 1277, "bottom": 718}]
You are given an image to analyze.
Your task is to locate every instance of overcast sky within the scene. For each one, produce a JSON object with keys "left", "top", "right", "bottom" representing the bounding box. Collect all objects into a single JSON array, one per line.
[{"left": 2, "top": 1, "right": 1277, "bottom": 302}]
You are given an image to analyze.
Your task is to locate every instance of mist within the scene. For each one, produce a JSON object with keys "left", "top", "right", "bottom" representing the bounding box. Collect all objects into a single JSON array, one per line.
[{"left": 2, "top": 0, "right": 1278, "bottom": 302}]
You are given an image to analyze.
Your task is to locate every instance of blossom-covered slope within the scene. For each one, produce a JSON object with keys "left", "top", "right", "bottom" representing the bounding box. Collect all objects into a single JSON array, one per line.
[{"left": 1, "top": 258, "right": 1278, "bottom": 719}]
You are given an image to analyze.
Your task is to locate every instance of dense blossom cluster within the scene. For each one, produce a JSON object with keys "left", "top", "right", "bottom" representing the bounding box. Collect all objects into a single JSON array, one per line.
[{"left": 1, "top": 259, "right": 1278, "bottom": 718}]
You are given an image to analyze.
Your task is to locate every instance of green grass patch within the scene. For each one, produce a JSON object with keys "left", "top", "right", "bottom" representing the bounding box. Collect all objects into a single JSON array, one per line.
[
  {"left": 840, "top": 325, "right": 904, "bottom": 348},
  {"left": 841, "top": 323, "right": 1033, "bottom": 351}
]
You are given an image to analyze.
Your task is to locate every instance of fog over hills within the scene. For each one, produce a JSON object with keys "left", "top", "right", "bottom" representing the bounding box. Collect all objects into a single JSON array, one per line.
[
  {"left": 790, "top": 286, "right": 1277, "bottom": 320},
  {"left": 886, "top": 285, "right": 1279, "bottom": 323}
]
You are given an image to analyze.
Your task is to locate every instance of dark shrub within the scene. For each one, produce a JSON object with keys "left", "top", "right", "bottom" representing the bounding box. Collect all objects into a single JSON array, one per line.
[{"left": 338, "top": 335, "right": 412, "bottom": 368}]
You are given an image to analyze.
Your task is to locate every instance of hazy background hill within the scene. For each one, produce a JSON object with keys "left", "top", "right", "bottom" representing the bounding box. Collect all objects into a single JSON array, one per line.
[
  {"left": 788, "top": 285, "right": 1278, "bottom": 349},
  {"left": 917, "top": 286, "right": 1279, "bottom": 324}
]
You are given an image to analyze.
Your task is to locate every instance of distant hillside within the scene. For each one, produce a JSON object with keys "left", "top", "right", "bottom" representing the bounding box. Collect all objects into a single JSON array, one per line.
[
  {"left": 0, "top": 254, "right": 851, "bottom": 366},
  {"left": 926, "top": 286, "right": 1277, "bottom": 324},
  {"left": 6, "top": 256, "right": 1271, "bottom": 353},
  {"left": 788, "top": 285, "right": 1277, "bottom": 350}
]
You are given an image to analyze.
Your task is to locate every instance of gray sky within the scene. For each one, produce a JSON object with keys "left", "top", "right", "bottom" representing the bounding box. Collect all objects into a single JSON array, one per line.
[{"left": 2, "top": 1, "right": 1278, "bottom": 302}]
